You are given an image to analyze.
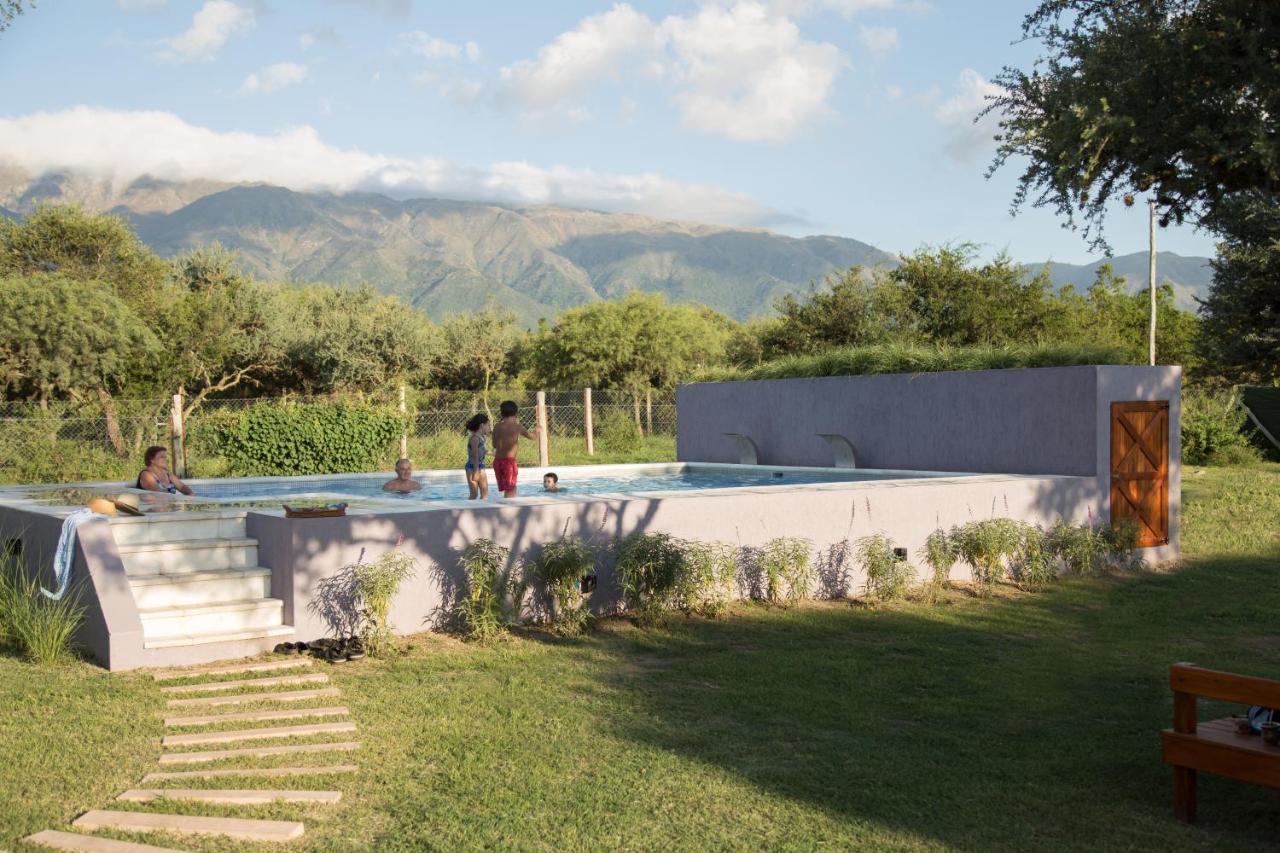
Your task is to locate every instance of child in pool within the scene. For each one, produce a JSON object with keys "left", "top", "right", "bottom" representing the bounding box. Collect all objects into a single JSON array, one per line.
[{"left": 464, "top": 413, "right": 491, "bottom": 500}]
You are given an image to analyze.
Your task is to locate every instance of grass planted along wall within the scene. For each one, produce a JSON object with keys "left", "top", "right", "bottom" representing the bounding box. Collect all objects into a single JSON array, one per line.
[{"left": 696, "top": 342, "right": 1129, "bottom": 382}]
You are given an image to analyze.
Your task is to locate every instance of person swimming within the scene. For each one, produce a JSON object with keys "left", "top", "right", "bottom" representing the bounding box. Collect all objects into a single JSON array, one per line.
[
  {"left": 135, "top": 445, "right": 193, "bottom": 495},
  {"left": 383, "top": 458, "right": 422, "bottom": 493}
]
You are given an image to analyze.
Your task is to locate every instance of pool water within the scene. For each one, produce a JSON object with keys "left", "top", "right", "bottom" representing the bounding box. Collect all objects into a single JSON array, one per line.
[{"left": 191, "top": 468, "right": 928, "bottom": 504}]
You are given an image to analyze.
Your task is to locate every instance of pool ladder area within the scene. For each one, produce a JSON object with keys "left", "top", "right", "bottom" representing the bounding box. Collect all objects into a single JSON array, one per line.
[{"left": 110, "top": 512, "right": 293, "bottom": 651}]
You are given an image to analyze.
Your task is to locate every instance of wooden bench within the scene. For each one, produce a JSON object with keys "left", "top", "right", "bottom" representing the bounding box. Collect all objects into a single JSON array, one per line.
[{"left": 1161, "top": 663, "right": 1280, "bottom": 822}]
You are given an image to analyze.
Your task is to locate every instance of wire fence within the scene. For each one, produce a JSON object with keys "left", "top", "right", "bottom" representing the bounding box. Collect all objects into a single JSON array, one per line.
[{"left": 0, "top": 388, "right": 677, "bottom": 485}]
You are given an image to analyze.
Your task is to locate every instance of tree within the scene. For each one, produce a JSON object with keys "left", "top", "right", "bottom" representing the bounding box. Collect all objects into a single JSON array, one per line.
[
  {"left": 761, "top": 268, "right": 909, "bottom": 358},
  {"left": 0, "top": 1, "right": 34, "bottom": 32},
  {"left": 435, "top": 302, "right": 522, "bottom": 408},
  {"left": 1198, "top": 196, "right": 1280, "bottom": 384},
  {"left": 987, "top": 1, "right": 1280, "bottom": 249}
]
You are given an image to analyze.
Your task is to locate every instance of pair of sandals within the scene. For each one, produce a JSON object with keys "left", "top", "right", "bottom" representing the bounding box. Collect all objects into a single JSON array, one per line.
[{"left": 273, "top": 637, "right": 366, "bottom": 663}]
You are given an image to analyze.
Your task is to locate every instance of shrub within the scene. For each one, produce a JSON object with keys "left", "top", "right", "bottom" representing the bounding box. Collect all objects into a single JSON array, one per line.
[
  {"left": 1104, "top": 518, "right": 1144, "bottom": 570},
  {"left": 950, "top": 519, "right": 1022, "bottom": 594},
  {"left": 856, "top": 534, "right": 913, "bottom": 602},
  {"left": 614, "top": 532, "right": 687, "bottom": 624},
  {"left": 759, "top": 536, "right": 813, "bottom": 605},
  {"left": 352, "top": 549, "right": 417, "bottom": 656},
  {"left": 1181, "top": 388, "right": 1261, "bottom": 466},
  {"left": 1048, "top": 519, "right": 1108, "bottom": 577},
  {"left": 597, "top": 408, "right": 642, "bottom": 454},
  {"left": 918, "top": 528, "right": 955, "bottom": 604},
  {"left": 458, "top": 539, "right": 514, "bottom": 642},
  {"left": 527, "top": 535, "right": 596, "bottom": 635},
  {"left": 0, "top": 554, "right": 85, "bottom": 664},
  {"left": 1011, "top": 524, "right": 1056, "bottom": 591},
  {"left": 215, "top": 401, "right": 402, "bottom": 476},
  {"left": 677, "top": 541, "right": 737, "bottom": 618}
]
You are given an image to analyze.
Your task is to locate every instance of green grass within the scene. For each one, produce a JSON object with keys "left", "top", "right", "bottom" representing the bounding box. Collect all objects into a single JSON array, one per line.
[
  {"left": 2, "top": 463, "right": 1277, "bottom": 850},
  {"left": 697, "top": 342, "right": 1128, "bottom": 382}
]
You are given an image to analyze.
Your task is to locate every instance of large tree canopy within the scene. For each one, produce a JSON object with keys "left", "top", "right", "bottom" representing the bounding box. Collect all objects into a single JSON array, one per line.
[{"left": 988, "top": 0, "right": 1280, "bottom": 247}]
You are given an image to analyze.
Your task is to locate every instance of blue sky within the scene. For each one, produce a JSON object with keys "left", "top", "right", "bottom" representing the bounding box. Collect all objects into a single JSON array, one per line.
[{"left": 0, "top": 0, "right": 1216, "bottom": 263}]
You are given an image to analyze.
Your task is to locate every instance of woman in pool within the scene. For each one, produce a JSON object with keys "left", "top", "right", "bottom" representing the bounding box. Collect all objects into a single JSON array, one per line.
[
  {"left": 464, "top": 413, "right": 490, "bottom": 500},
  {"left": 135, "top": 445, "right": 194, "bottom": 495}
]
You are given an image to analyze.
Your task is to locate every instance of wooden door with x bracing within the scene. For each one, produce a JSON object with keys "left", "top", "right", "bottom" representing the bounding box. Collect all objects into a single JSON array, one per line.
[{"left": 1110, "top": 400, "right": 1170, "bottom": 547}]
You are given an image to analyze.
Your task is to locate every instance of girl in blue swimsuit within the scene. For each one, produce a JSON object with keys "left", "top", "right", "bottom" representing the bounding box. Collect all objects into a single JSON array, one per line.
[{"left": 464, "top": 413, "right": 491, "bottom": 500}]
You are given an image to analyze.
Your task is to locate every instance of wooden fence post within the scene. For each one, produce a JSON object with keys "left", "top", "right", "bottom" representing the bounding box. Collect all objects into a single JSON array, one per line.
[
  {"left": 170, "top": 392, "right": 187, "bottom": 478},
  {"left": 398, "top": 383, "right": 408, "bottom": 460},
  {"left": 633, "top": 393, "right": 643, "bottom": 436},
  {"left": 584, "top": 387, "right": 594, "bottom": 456},
  {"left": 536, "top": 390, "right": 550, "bottom": 467},
  {"left": 645, "top": 387, "right": 653, "bottom": 436}
]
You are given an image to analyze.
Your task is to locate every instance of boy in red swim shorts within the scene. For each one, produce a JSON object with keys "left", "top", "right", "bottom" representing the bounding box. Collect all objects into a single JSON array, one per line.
[{"left": 491, "top": 400, "right": 539, "bottom": 498}]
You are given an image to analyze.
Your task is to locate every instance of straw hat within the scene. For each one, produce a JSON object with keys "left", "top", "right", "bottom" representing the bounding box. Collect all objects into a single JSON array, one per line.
[
  {"left": 113, "top": 493, "right": 144, "bottom": 516},
  {"left": 87, "top": 498, "right": 117, "bottom": 516}
]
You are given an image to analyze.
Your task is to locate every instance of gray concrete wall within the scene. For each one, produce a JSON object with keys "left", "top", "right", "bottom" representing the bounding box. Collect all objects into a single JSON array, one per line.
[{"left": 245, "top": 473, "right": 1097, "bottom": 643}]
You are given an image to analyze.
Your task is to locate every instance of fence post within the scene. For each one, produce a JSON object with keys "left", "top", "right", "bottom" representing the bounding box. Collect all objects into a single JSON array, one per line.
[
  {"left": 583, "top": 387, "right": 594, "bottom": 456},
  {"left": 633, "top": 393, "right": 643, "bottom": 436},
  {"left": 398, "top": 383, "right": 408, "bottom": 460},
  {"left": 536, "top": 390, "right": 550, "bottom": 467},
  {"left": 645, "top": 387, "right": 653, "bottom": 436},
  {"left": 170, "top": 392, "right": 187, "bottom": 478}
]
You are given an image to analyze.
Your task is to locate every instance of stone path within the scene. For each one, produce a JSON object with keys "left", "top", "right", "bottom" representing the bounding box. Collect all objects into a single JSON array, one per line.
[{"left": 24, "top": 656, "right": 361, "bottom": 851}]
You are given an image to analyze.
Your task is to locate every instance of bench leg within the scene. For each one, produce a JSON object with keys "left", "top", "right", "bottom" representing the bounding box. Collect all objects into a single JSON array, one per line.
[{"left": 1173, "top": 766, "right": 1196, "bottom": 823}]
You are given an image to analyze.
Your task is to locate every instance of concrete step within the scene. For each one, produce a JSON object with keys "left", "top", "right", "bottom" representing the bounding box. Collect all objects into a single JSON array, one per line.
[
  {"left": 22, "top": 829, "right": 186, "bottom": 852},
  {"left": 162, "top": 720, "right": 357, "bottom": 747},
  {"left": 151, "top": 658, "right": 312, "bottom": 682},
  {"left": 143, "top": 625, "right": 293, "bottom": 651},
  {"left": 130, "top": 568, "right": 271, "bottom": 609},
  {"left": 142, "top": 765, "right": 358, "bottom": 783},
  {"left": 140, "top": 598, "right": 283, "bottom": 639},
  {"left": 72, "top": 810, "right": 303, "bottom": 843},
  {"left": 110, "top": 512, "right": 247, "bottom": 546},
  {"left": 159, "top": 741, "right": 361, "bottom": 765},
  {"left": 166, "top": 705, "right": 348, "bottom": 727},
  {"left": 166, "top": 687, "right": 340, "bottom": 709},
  {"left": 119, "top": 539, "right": 258, "bottom": 576},
  {"left": 161, "top": 673, "right": 327, "bottom": 696},
  {"left": 119, "top": 789, "right": 342, "bottom": 805}
]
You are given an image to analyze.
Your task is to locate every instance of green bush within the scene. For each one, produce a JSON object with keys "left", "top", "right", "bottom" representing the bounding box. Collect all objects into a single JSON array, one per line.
[
  {"left": 1181, "top": 388, "right": 1261, "bottom": 466},
  {"left": 352, "top": 549, "right": 417, "bottom": 656},
  {"left": 614, "top": 532, "right": 690, "bottom": 625},
  {"left": 677, "top": 542, "right": 737, "bottom": 618},
  {"left": 597, "top": 408, "right": 642, "bottom": 454},
  {"left": 950, "top": 519, "right": 1022, "bottom": 594},
  {"left": 215, "top": 401, "right": 402, "bottom": 476},
  {"left": 457, "top": 539, "right": 514, "bottom": 642},
  {"left": 1012, "top": 524, "right": 1055, "bottom": 591},
  {"left": 918, "top": 528, "right": 955, "bottom": 604},
  {"left": 0, "top": 553, "right": 85, "bottom": 664},
  {"left": 526, "top": 535, "right": 596, "bottom": 635},
  {"left": 856, "top": 534, "right": 913, "bottom": 602},
  {"left": 1047, "top": 519, "right": 1109, "bottom": 577},
  {"left": 759, "top": 536, "right": 813, "bottom": 605}
]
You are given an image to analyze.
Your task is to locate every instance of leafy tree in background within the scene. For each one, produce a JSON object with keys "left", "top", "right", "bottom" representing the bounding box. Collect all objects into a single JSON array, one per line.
[
  {"left": 761, "top": 267, "right": 909, "bottom": 358},
  {"left": 0, "top": 1, "right": 33, "bottom": 32},
  {"left": 435, "top": 302, "right": 522, "bottom": 409},
  {"left": 987, "top": 0, "right": 1280, "bottom": 249}
]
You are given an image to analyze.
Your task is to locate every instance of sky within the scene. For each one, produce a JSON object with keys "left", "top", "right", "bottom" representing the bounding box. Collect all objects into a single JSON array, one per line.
[{"left": 0, "top": 0, "right": 1217, "bottom": 263}]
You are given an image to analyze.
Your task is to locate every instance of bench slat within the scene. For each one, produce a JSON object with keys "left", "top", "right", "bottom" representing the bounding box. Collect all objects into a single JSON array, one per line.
[
  {"left": 1162, "top": 729, "right": 1280, "bottom": 790},
  {"left": 1171, "top": 664, "right": 1280, "bottom": 708}
]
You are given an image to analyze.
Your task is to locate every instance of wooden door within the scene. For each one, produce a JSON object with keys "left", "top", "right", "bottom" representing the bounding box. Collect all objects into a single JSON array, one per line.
[{"left": 1110, "top": 401, "right": 1170, "bottom": 547}]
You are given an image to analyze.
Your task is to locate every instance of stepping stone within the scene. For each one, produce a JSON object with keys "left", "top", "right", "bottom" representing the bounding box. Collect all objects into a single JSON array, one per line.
[
  {"left": 142, "top": 765, "right": 358, "bottom": 783},
  {"left": 119, "top": 788, "right": 342, "bottom": 805},
  {"left": 151, "top": 658, "right": 312, "bottom": 682},
  {"left": 22, "top": 829, "right": 186, "bottom": 852},
  {"left": 159, "top": 740, "right": 361, "bottom": 765},
  {"left": 161, "top": 673, "right": 328, "bottom": 695},
  {"left": 72, "top": 811, "right": 303, "bottom": 843},
  {"left": 162, "top": 720, "right": 356, "bottom": 747},
  {"left": 166, "top": 687, "right": 340, "bottom": 709},
  {"left": 165, "top": 706, "right": 349, "bottom": 727}
]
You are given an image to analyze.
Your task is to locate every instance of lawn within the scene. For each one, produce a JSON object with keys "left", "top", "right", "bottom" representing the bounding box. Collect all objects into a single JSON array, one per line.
[{"left": 1, "top": 463, "right": 1277, "bottom": 850}]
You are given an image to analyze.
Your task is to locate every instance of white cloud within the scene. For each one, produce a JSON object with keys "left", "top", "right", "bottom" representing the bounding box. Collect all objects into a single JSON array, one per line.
[
  {"left": 464, "top": 41, "right": 481, "bottom": 61},
  {"left": 858, "top": 24, "right": 898, "bottom": 54},
  {"left": 240, "top": 62, "right": 308, "bottom": 95},
  {"left": 933, "top": 68, "right": 1004, "bottom": 161},
  {"left": 116, "top": 0, "right": 167, "bottom": 9},
  {"left": 299, "top": 26, "right": 341, "bottom": 50},
  {"left": 499, "top": 1, "right": 843, "bottom": 141},
  {"left": 158, "top": 0, "right": 254, "bottom": 63},
  {"left": 401, "top": 31, "right": 461, "bottom": 60},
  {"left": 770, "top": 0, "right": 898, "bottom": 16},
  {"left": 0, "top": 106, "right": 789, "bottom": 227}
]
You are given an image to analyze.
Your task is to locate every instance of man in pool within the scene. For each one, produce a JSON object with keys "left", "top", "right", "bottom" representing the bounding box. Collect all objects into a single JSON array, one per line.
[
  {"left": 382, "top": 458, "right": 422, "bottom": 493},
  {"left": 542, "top": 472, "right": 561, "bottom": 493},
  {"left": 492, "top": 400, "right": 539, "bottom": 498}
]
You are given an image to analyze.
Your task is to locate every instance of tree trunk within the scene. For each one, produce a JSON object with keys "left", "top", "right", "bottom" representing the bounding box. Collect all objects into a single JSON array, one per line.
[{"left": 96, "top": 388, "right": 128, "bottom": 456}]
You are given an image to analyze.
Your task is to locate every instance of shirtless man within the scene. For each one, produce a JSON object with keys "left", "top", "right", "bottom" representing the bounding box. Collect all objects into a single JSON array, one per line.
[
  {"left": 382, "top": 458, "right": 422, "bottom": 492},
  {"left": 491, "top": 400, "right": 539, "bottom": 498}
]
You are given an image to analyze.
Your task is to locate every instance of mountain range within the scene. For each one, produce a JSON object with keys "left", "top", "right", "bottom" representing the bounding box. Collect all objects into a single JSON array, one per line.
[{"left": 0, "top": 169, "right": 1212, "bottom": 323}]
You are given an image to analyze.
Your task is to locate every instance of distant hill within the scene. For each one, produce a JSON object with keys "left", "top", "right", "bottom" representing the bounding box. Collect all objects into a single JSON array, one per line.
[
  {"left": 1036, "top": 252, "right": 1212, "bottom": 310},
  {"left": 0, "top": 169, "right": 1211, "bottom": 320}
]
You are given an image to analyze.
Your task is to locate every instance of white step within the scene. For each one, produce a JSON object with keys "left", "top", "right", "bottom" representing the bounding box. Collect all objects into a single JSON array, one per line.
[
  {"left": 166, "top": 687, "right": 340, "bottom": 708},
  {"left": 159, "top": 740, "right": 361, "bottom": 765},
  {"left": 140, "top": 598, "right": 283, "bottom": 639},
  {"left": 119, "top": 539, "right": 258, "bottom": 576},
  {"left": 152, "top": 657, "right": 312, "bottom": 682},
  {"left": 143, "top": 624, "right": 293, "bottom": 650},
  {"left": 166, "top": 705, "right": 348, "bottom": 727},
  {"left": 110, "top": 512, "right": 247, "bottom": 546},
  {"left": 162, "top": 720, "right": 356, "bottom": 746},
  {"left": 161, "top": 673, "right": 328, "bottom": 695},
  {"left": 72, "top": 810, "right": 304, "bottom": 843},
  {"left": 130, "top": 568, "right": 271, "bottom": 608},
  {"left": 22, "top": 829, "right": 185, "bottom": 852},
  {"left": 142, "top": 764, "right": 358, "bottom": 783},
  {"left": 119, "top": 788, "right": 342, "bottom": 805}
]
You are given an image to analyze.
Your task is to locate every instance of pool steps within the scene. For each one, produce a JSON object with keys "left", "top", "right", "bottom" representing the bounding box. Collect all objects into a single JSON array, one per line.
[{"left": 117, "top": 538, "right": 258, "bottom": 575}]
